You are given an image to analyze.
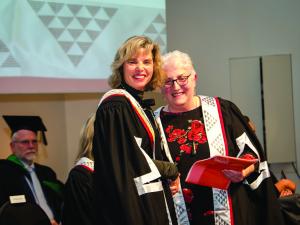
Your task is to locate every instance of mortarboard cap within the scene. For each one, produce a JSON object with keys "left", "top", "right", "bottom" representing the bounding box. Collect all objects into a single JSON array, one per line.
[{"left": 2, "top": 115, "right": 48, "bottom": 145}]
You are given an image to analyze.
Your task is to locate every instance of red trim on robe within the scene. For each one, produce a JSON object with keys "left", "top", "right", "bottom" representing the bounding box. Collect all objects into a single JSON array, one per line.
[
  {"left": 104, "top": 93, "right": 155, "bottom": 149},
  {"left": 215, "top": 97, "right": 235, "bottom": 225}
]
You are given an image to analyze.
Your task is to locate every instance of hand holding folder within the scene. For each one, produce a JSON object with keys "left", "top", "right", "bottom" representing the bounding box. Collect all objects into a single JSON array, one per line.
[{"left": 185, "top": 155, "right": 258, "bottom": 189}]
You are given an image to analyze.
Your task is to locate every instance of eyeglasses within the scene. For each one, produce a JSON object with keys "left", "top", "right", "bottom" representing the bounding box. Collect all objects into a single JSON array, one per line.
[
  {"left": 13, "top": 140, "right": 38, "bottom": 146},
  {"left": 164, "top": 74, "right": 191, "bottom": 88}
]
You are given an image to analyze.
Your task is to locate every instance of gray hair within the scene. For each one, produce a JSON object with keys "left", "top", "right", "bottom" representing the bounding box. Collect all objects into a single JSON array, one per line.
[{"left": 162, "top": 50, "right": 196, "bottom": 75}]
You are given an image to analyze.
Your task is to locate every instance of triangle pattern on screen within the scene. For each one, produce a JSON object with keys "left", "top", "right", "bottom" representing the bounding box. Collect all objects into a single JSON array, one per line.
[
  {"left": 28, "top": 0, "right": 117, "bottom": 66},
  {"left": 143, "top": 13, "right": 167, "bottom": 54},
  {"left": 0, "top": 39, "right": 20, "bottom": 68}
]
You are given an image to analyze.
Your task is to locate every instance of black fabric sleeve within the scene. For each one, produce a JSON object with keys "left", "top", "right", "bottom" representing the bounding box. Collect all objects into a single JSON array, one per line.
[
  {"left": 62, "top": 166, "right": 94, "bottom": 225},
  {"left": 153, "top": 160, "right": 178, "bottom": 181}
]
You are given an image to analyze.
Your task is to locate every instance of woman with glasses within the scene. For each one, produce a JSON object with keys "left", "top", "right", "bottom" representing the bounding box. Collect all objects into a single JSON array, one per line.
[
  {"left": 154, "top": 50, "right": 285, "bottom": 225},
  {"left": 92, "top": 36, "right": 179, "bottom": 225}
]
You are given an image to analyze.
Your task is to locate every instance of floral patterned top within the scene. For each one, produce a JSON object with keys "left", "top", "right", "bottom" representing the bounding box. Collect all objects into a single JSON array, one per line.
[
  {"left": 165, "top": 118, "right": 207, "bottom": 160},
  {"left": 161, "top": 106, "right": 209, "bottom": 173},
  {"left": 160, "top": 106, "right": 214, "bottom": 222}
]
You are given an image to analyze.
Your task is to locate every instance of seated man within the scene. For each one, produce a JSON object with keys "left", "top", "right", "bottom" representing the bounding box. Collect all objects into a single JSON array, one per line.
[{"left": 0, "top": 115, "right": 64, "bottom": 225}]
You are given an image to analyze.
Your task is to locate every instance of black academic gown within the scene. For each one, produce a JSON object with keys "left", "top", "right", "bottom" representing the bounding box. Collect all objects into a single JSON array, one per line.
[
  {"left": 0, "top": 155, "right": 64, "bottom": 223},
  {"left": 157, "top": 97, "right": 286, "bottom": 225},
  {"left": 221, "top": 99, "right": 286, "bottom": 225},
  {"left": 62, "top": 165, "right": 95, "bottom": 225},
  {"left": 92, "top": 84, "right": 177, "bottom": 225}
]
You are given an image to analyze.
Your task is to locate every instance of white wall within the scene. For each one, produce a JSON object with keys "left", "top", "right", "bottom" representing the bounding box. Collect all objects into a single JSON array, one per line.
[
  {"left": 166, "top": 0, "right": 300, "bottom": 184},
  {"left": 63, "top": 94, "right": 101, "bottom": 171}
]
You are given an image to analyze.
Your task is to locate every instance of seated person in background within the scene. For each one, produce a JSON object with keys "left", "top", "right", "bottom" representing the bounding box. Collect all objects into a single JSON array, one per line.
[
  {"left": 274, "top": 174, "right": 296, "bottom": 197},
  {"left": 0, "top": 115, "right": 64, "bottom": 225},
  {"left": 244, "top": 115, "right": 297, "bottom": 197},
  {"left": 62, "top": 114, "right": 96, "bottom": 225}
]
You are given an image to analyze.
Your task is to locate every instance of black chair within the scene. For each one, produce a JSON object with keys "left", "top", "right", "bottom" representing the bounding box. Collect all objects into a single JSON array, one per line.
[{"left": 0, "top": 201, "right": 51, "bottom": 225}]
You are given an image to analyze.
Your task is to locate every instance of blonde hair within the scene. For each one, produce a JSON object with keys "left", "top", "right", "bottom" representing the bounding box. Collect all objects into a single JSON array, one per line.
[
  {"left": 108, "top": 35, "right": 165, "bottom": 91},
  {"left": 76, "top": 114, "right": 96, "bottom": 161}
]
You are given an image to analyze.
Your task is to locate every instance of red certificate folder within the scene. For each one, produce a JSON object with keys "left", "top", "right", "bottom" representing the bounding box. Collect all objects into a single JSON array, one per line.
[{"left": 185, "top": 155, "right": 258, "bottom": 190}]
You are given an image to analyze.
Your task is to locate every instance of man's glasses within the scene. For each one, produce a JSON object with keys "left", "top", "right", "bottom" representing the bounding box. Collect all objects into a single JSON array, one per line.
[
  {"left": 164, "top": 74, "right": 191, "bottom": 88},
  {"left": 14, "top": 139, "right": 38, "bottom": 146}
]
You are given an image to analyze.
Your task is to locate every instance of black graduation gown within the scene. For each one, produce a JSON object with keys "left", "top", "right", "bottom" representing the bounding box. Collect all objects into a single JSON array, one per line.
[
  {"left": 0, "top": 156, "right": 64, "bottom": 223},
  {"left": 62, "top": 165, "right": 95, "bottom": 225},
  {"left": 158, "top": 97, "right": 286, "bottom": 225},
  {"left": 92, "top": 86, "right": 177, "bottom": 225}
]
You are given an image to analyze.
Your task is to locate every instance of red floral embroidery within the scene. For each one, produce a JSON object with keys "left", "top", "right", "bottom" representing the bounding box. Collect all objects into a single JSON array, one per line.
[
  {"left": 178, "top": 137, "right": 187, "bottom": 144},
  {"left": 165, "top": 125, "right": 173, "bottom": 134},
  {"left": 188, "top": 120, "right": 207, "bottom": 143},
  {"left": 165, "top": 120, "right": 207, "bottom": 157},
  {"left": 180, "top": 144, "right": 192, "bottom": 154},
  {"left": 191, "top": 120, "right": 202, "bottom": 132},
  {"left": 167, "top": 128, "right": 185, "bottom": 142}
]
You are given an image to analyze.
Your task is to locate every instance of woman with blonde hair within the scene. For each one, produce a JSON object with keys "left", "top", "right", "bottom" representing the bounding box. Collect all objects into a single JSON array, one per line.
[
  {"left": 93, "top": 36, "right": 179, "bottom": 225},
  {"left": 62, "top": 114, "right": 96, "bottom": 225}
]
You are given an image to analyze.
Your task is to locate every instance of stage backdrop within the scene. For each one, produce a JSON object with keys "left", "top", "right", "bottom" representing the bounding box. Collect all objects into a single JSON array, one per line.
[{"left": 0, "top": 0, "right": 166, "bottom": 93}]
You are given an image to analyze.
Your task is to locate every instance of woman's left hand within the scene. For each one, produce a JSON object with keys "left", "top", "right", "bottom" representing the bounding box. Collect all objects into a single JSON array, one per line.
[
  {"left": 222, "top": 169, "right": 244, "bottom": 183},
  {"left": 222, "top": 163, "right": 256, "bottom": 183}
]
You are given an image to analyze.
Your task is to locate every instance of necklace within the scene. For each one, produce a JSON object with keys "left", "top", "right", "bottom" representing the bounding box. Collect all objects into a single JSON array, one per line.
[{"left": 194, "top": 96, "right": 201, "bottom": 108}]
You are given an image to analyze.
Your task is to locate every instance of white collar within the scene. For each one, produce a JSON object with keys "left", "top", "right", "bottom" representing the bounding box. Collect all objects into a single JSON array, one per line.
[{"left": 76, "top": 157, "right": 94, "bottom": 171}]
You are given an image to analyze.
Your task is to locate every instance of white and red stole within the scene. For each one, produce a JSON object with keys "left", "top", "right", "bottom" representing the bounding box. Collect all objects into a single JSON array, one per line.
[
  {"left": 200, "top": 96, "right": 233, "bottom": 225},
  {"left": 76, "top": 157, "right": 94, "bottom": 172}
]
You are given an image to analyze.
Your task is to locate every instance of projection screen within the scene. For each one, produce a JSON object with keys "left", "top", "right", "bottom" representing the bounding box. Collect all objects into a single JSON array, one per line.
[{"left": 0, "top": 0, "right": 166, "bottom": 93}]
